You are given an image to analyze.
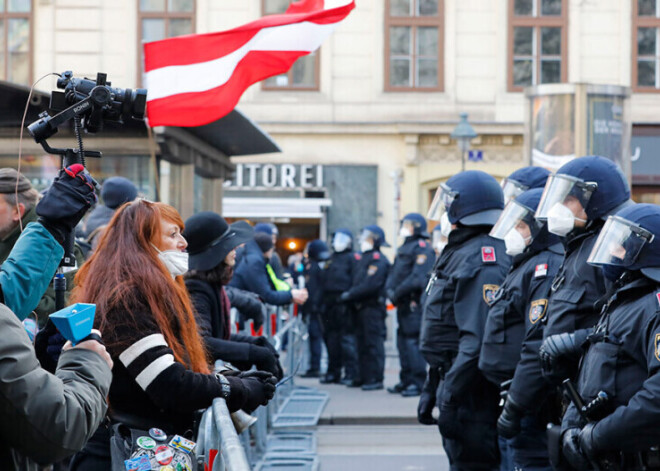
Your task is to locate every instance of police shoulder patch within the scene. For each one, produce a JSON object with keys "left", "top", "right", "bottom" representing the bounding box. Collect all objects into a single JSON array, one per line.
[
  {"left": 373, "top": 252, "right": 381, "bottom": 260},
  {"left": 419, "top": 240, "right": 427, "bottom": 248},
  {"left": 529, "top": 299, "right": 548, "bottom": 324},
  {"left": 416, "top": 254, "right": 428, "bottom": 265},
  {"left": 534, "top": 264, "right": 548, "bottom": 278},
  {"left": 368, "top": 265, "right": 378, "bottom": 276},
  {"left": 483, "top": 284, "right": 499, "bottom": 305},
  {"left": 655, "top": 333, "right": 660, "bottom": 362},
  {"left": 481, "top": 246, "right": 496, "bottom": 263},
  {"left": 354, "top": 253, "right": 362, "bottom": 261}
]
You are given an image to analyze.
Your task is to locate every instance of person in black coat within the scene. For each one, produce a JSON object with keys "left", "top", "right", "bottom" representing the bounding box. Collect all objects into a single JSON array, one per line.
[{"left": 183, "top": 212, "right": 283, "bottom": 379}]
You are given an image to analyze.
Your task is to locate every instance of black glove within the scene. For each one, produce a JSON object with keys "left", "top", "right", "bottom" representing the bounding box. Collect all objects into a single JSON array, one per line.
[
  {"left": 417, "top": 368, "right": 440, "bottom": 425},
  {"left": 497, "top": 396, "right": 524, "bottom": 439},
  {"left": 437, "top": 401, "right": 460, "bottom": 439},
  {"left": 540, "top": 332, "right": 582, "bottom": 374},
  {"left": 34, "top": 319, "right": 66, "bottom": 373},
  {"left": 240, "top": 371, "right": 277, "bottom": 412},
  {"left": 252, "top": 337, "right": 284, "bottom": 380},
  {"left": 387, "top": 289, "right": 397, "bottom": 305},
  {"left": 248, "top": 344, "right": 283, "bottom": 380},
  {"left": 578, "top": 422, "right": 598, "bottom": 463},
  {"left": 36, "top": 164, "right": 97, "bottom": 244},
  {"left": 339, "top": 292, "right": 350, "bottom": 303},
  {"left": 562, "top": 427, "right": 591, "bottom": 471}
]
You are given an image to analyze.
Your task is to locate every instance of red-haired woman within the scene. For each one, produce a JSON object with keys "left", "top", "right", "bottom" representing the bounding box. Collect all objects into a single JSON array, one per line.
[{"left": 69, "top": 200, "right": 276, "bottom": 470}]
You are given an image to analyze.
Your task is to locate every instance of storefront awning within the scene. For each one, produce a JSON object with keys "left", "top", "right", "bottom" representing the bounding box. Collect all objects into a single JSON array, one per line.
[{"left": 222, "top": 197, "right": 332, "bottom": 219}]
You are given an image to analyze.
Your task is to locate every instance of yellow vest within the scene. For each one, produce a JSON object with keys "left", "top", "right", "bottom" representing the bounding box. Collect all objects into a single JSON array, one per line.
[{"left": 266, "top": 264, "right": 291, "bottom": 292}]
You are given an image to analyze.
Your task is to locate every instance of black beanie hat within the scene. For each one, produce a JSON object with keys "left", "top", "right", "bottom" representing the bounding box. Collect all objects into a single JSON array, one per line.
[
  {"left": 255, "top": 232, "right": 274, "bottom": 252},
  {"left": 101, "top": 177, "right": 138, "bottom": 209}
]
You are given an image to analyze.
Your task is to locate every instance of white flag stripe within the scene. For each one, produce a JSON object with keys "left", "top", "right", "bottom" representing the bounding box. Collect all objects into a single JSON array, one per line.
[{"left": 146, "top": 21, "right": 337, "bottom": 101}]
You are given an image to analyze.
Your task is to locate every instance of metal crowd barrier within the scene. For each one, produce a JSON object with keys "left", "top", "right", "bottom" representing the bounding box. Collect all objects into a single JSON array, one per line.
[{"left": 197, "top": 303, "right": 326, "bottom": 471}]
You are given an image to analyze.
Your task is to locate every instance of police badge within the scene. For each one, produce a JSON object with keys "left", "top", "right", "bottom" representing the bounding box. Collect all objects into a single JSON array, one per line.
[
  {"left": 529, "top": 299, "right": 548, "bottom": 324},
  {"left": 482, "top": 284, "right": 499, "bottom": 305},
  {"left": 655, "top": 333, "right": 660, "bottom": 362}
]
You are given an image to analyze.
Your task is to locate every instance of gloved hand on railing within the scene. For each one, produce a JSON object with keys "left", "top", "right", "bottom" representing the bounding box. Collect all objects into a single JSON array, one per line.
[
  {"left": 238, "top": 371, "right": 277, "bottom": 412},
  {"left": 248, "top": 344, "right": 284, "bottom": 380},
  {"left": 36, "top": 164, "right": 97, "bottom": 245}
]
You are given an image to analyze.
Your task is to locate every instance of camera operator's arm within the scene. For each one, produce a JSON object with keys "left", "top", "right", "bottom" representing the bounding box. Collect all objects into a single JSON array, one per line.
[
  {"left": 0, "top": 164, "right": 95, "bottom": 320},
  {"left": 0, "top": 303, "right": 111, "bottom": 465}
]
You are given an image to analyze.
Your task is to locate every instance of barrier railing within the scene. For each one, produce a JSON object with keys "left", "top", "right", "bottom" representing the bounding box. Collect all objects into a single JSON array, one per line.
[{"left": 198, "top": 303, "right": 309, "bottom": 470}]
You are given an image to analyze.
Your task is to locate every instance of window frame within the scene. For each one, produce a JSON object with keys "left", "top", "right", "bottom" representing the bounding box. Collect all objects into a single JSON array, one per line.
[
  {"left": 507, "top": 0, "right": 568, "bottom": 92},
  {"left": 384, "top": 0, "right": 444, "bottom": 92},
  {"left": 137, "top": 0, "right": 196, "bottom": 86},
  {"left": 632, "top": 0, "right": 660, "bottom": 93},
  {"left": 260, "top": 0, "right": 321, "bottom": 91},
  {"left": 1, "top": 0, "right": 33, "bottom": 85}
]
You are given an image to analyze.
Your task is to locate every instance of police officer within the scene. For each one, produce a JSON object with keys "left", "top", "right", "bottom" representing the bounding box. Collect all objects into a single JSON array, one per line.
[
  {"left": 386, "top": 213, "right": 435, "bottom": 397},
  {"left": 301, "top": 239, "right": 330, "bottom": 378},
  {"left": 420, "top": 170, "right": 511, "bottom": 470},
  {"left": 556, "top": 203, "right": 660, "bottom": 471},
  {"left": 479, "top": 188, "right": 563, "bottom": 471},
  {"left": 501, "top": 156, "right": 632, "bottom": 468},
  {"left": 321, "top": 229, "right": 360, "bottom": 385},
  {"left": 500, "top": 166, "right": 551, "bottom": 204},
  {"left": 341, "top": 225, "right": 391, "bottom": 391}
]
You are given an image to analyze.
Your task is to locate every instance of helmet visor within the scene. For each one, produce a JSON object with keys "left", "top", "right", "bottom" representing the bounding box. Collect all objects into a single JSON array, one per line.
[
  {"left": 332, "top": 232, "right": 352, "bottom": 251},
  {"left": 427, "top": 183, "right": 458, "bottom": 221},
  {"left": 490, "top": 200, "right": 534, "bottom": 240},
  {"left": 501, "top": 178, "right": 528, "bottom": 204},
  {"left": 587, "top": 216, "right": 654, "bottom": 267},
  {"left": 535, "top": 174, "right": 597, "bottom": 221}
]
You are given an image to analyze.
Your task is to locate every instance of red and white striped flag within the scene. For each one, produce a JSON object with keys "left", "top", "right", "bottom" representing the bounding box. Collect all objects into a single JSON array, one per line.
[{"left": 144, "top": 0, "right": 355, "bottom": 127}]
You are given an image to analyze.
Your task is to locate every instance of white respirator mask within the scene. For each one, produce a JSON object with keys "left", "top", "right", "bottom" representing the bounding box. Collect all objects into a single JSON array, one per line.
[
  {"left": 547, "top": 203, "right": 586, "bottom": 237},
  {"left": 153, "top": 244, "right": 189, "bottom": 277},
  {"left": 504, "top": 229, "right": 530, "bottom": 256}
]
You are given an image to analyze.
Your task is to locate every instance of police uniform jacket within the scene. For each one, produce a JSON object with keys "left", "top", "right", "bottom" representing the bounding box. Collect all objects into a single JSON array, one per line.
[
  {"left": 562, "top": 275, "right": 660, "bottom": 454},
  {"left": 543, "top": 220, "right": 607, "bottom": 339},
  {"left": 302, "top": 259, "right": 325, "bottom": 315},
  {"left": 386, "top": 235, "right": 435, "bottom": 306},
  {"left": 479, "top": 243, "right": 564, "bottom": 386},
  {"left": 322, "top": 250, "right": 356, "bottom": 298},
  {"left": 344, "top": 249, "right": 390, "bottom": 305},
  {"left": 420, "top": 225, "right": 511, "bottom": 376}
]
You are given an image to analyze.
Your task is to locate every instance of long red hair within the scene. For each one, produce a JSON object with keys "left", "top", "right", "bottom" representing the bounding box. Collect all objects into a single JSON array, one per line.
[{"left": 72, "top": 199, "right": 209, "bottom": 374}]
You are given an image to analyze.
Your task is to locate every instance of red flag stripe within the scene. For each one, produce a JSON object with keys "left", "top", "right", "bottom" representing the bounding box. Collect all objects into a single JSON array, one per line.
[
  {"left": 143, "top": 1, "right": 354, "bottom": 71},
  {"left": 146, "top": 50, "right": 307, "bottom": 127}
]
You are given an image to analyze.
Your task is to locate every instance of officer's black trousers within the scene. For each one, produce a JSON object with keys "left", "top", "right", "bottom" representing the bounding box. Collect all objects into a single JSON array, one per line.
[
  {"left": 341, "top": 307, "right": 360, "bottom": 380},
  {"left": 396, "top": 303, "right": 427, "bottom": 389},
  {"left": 307, "top": 312, "right": 323, "bottom": 372},
  {"left": 356, "top": 304, "right": 386, "bottom": 384},
  {"left": 437, "top": 377, "right": 500, "bottom": 471},
  {"left": 322, "top": 303, "right": 345, "bottom": 378}
]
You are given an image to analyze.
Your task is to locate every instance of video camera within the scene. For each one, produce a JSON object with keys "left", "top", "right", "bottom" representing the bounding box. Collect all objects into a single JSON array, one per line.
[{"left": 28, "top": 71, "right": 147, "bottom": 145}]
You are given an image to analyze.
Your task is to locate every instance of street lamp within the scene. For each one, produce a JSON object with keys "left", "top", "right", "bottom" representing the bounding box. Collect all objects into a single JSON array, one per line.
[{"left": 451, "top": 112, "right": 477, "bottom": 172}]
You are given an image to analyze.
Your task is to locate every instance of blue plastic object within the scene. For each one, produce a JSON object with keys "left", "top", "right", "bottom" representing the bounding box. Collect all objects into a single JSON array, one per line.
[{"left": 49, "top": 303, "right": 96, "bottom": 345}]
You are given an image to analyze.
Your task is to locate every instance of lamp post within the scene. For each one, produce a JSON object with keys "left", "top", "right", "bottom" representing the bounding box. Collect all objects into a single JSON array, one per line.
[{"left": 451, "top": 112, "right": 477, "bottom": 172}]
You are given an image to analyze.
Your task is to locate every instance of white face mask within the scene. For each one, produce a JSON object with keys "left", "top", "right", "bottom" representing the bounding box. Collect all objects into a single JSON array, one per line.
[
  {"left": 547, "top": 203, "right": 586, "bottom": 237},
  {"left": 360, "top": 240, "right": 374, "bottom": 253},
  {"left": 333, "top": 239, "right": 349, "bottom": 252},
  {"left": 504, "top": 229, "right": 530, "bottom": 256},
  {"left": 399, "top": 226, "right": 413, "bottom": 239},
  {"left": 153, "top": 244, "right": 189, "bottom": 277},
  {"left": 440, "top": 213, "right": 452, "bottom": 238}
]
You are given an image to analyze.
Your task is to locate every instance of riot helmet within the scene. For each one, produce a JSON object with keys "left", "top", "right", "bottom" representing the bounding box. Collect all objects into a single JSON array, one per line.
[
  {"left": 332, "top": 228, "right": 353, "bottom": 253},
  {"left": 400, "top": 213, "right": 427, "bottom": 238},
  {"left": 501, "top": 166, "right": 551, "bottom": 203},
  {"left": 359, "top": 225, "right": 389, "bottom": 252}
]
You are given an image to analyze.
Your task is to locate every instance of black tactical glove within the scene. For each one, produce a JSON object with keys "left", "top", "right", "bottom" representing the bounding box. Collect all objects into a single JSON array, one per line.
[
  {"left": 417, "top": 368, "right": 440, "bottom": 425},
  {"left": 562, "top": 427, "right": 591, "bottom": 471},
  {"left": 248, "top": 344, "right": 282, "bottom": 380},
  {"left": 36, "top": 164, "right": 97, "bottom": 245},
  {"left": 437, "top": 401, "right": 460, "bottom": 439},
  {"left": 497, "top": 395, "right": 524, "bottom": 439},
  {"left": 252, "top": 336, "right": 284, "bottom": 380},
  {"left": 539, "top": 330, "right": 589, "bottom": 379},
  {"left": 240, "top": 371, "right": 277, "bottom": 412},
  {"left": 386, "top": 289, "right": 397, "bottom": 305}
]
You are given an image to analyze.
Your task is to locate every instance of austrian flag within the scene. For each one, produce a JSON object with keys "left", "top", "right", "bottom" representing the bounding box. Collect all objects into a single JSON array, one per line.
[{"left": 144, "top": 0, "right": 355, "bottom": 127}]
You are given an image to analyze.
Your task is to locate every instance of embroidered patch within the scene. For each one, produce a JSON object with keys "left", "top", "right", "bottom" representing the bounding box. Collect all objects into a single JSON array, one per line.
[
  {"left": 367, "top": 265, "right": 378, "bottom": 276},
  {"left": 419, "top": 240, "right": 427, "bottom": 248},
  {"left": 483, "top": 284, "right": 499, "bottom": 305},
  {"left": 656, "top": 292, "right": 660, "bottom": 307},
  {"left": 534, "top": 264, "right": 548, "bottom": 278},
  {"left": 529, "top": 299, "right": 548, "bottom": 324},
  {"left": 656, "top": 333, "right": 660, "bottom": 362},
  {"left": 354, "top": 253, "right": 362, "bottom": 261},
  {"left": 416, "top": 254, "right": 428, "bottom": 265},
  {"left": 481, "top": 246, "right": 496, "bottom": 263},
  {"left": 373, "top": 252, "right": 381, "bottom": 260}
]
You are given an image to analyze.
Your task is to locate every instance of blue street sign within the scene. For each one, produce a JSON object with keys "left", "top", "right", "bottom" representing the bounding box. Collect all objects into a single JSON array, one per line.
[{"left": 468, "top": 150, "right": 483, "bottom": 162}]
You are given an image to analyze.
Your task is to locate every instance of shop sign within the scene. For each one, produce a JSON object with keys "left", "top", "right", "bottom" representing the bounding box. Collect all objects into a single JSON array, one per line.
[{"left": 227, "top": 164, "right": 324, "bottom": 189}]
